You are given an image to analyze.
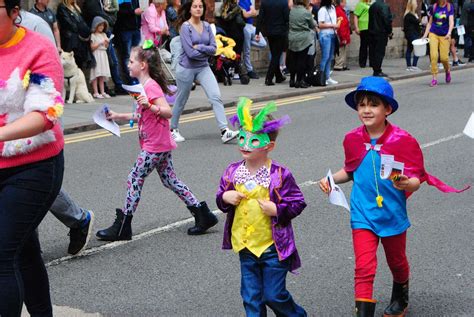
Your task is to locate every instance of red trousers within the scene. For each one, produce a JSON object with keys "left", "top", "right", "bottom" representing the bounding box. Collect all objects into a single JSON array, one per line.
[{"left": 352, "top": 229, "right": 410, "bottom": 300}]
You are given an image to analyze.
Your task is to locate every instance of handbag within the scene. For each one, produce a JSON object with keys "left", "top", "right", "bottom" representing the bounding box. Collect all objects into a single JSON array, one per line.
[{"left": 305, "top": 66, "right": 326, "bottom": 86}]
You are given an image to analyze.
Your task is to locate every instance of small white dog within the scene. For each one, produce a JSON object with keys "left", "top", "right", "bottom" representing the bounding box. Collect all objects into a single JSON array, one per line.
[{"left": 61, "top": 51, "right": 94, "bottom": 104}]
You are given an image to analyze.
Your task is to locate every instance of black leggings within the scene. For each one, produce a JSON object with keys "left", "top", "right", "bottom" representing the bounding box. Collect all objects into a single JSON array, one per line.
[
  {"left": 266, "top": 35, "right": 287, "bottom": 81},
  {"left": 288, "top": 46, "right": 311, "bottom": 82}
]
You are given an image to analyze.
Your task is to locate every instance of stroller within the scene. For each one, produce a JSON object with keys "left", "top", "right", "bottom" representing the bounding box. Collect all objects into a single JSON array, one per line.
[{"left": 210, "top": 28, "right": 250, "bottom": 86}]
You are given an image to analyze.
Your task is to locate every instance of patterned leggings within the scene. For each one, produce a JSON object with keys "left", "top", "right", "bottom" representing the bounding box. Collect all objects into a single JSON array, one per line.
[{"left": 124, "top": 150, "right": 200, "bottom": 215}]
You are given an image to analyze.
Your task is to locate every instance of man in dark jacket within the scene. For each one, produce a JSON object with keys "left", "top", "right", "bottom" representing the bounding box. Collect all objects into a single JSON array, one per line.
[
  {"left": 368, "top": 0, "right": 393, "bottom": 77},
  {"left": 115, "top": 0, "right": 142, "bottom": 84},
  {"left": 256, "top": 0, "right": 289, "bottom": 86}
]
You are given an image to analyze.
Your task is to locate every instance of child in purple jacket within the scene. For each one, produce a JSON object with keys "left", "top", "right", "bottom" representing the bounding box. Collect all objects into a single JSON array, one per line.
[{"left": 216, "top": 97, "right": 307, "bottom": 317}]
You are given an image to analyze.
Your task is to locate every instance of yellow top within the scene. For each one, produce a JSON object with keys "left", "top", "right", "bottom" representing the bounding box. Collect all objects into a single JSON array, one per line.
[
  {"left": 0, "top": 27, "right": 26, "bottom": 49},
  {"left": 231, "top": 183, "right": 274, "bottom": 257}
]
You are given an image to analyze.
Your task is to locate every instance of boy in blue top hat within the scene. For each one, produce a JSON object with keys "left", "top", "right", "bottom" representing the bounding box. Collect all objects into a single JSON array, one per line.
[{"left": 318, "top": 76, "right": 469, "bottom": 317}]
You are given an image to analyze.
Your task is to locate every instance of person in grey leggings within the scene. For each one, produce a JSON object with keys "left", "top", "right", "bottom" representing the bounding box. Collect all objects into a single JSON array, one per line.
[
  {"left": 170, "top": 0, "right": 238, "bottom": 143},
  {"left": 49, "top": 190, "right": 94, "bottom": 255}
]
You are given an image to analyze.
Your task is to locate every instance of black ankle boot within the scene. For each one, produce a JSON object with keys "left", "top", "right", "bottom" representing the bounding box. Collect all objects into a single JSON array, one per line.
[
  {"left": 296, "top": 80, "right": 309, "bottom": 88},
  {"left": 96, "top": 209, "right": 133, "bottom": 241},
  {"left": 187, "top": 201, "right": 218, "bottom": 235},
  {"left": 355, "top": 299, "right": 376, "bottom": 317},
  {"left": 383, "top": 281, "right": 409, "bottom": 317}
]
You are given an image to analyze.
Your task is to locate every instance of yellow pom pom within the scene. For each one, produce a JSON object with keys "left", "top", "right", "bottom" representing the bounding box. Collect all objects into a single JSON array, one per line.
[
  {"left": 376, "top": 195, "right": 384, "bottom": 208},
  {"left": 22, "top": 70, "right": 31, "bottom": 89}
]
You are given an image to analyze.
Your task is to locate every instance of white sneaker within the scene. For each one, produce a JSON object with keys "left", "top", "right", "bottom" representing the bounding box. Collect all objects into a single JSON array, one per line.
[
  {"left": 326, "top": 78, "right": 338, "bottom": 85},
  {"left": 411, "top": 66, "right": 422, "bottom": 71},
  {"left": 406, "top": 67, "right": 413, "bottom": 71},
  {"left": 438, "top": 63, "right": 443, "bottom": 70},
  {"left": 171, "top": 129, "right": 185, "bottom": 142},
  {"left": 221, "top": 128, "right": 239, "bottom": 143}
]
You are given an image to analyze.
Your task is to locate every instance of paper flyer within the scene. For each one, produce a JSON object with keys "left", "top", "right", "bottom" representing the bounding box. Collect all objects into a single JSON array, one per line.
[
  {"left": 463, "top": 112, "right": 474, "bottom": 139},
  {"left": 326, "top": 169, "right": 350, "bottom": 211},
  {"left": 380, "top": 154, "right": 404, "bottom": 181},
  {"left": 92, "top": 105, "right": 120, "bottom": 137},
  {"left": 122, "top": 84, "right": 146, "bottom": 100}
]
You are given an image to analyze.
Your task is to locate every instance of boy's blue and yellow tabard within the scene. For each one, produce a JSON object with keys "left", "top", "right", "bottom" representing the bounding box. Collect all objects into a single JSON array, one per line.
[{"left": 231, "top": 162, "right": 274, "bottom": 257}]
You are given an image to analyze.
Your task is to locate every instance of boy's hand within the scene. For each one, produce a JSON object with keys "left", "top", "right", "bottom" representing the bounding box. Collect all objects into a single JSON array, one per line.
[
  {"left": 392, "top": 175, "right": 410, "bottom": 191},
  {"left": 223, "top": 191, "right": 246, "bottom": 206},
  {"left": 258, "top": 199, "right": 277, "bottom": 217},
  {"left": 319, "top": 177, "right": 330, "bottom": 194}
]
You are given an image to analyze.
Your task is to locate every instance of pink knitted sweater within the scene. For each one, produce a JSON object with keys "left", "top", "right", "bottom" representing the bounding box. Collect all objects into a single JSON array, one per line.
[{"left": 0, "top": 28, "right": 65, "bottom": 168}]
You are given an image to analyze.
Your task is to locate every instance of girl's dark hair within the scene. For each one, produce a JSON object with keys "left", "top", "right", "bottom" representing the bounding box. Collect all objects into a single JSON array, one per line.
[
  {"left": 321, "top": 0, "right": 333, "bottom": 9},
  {"left": 131, "top": 46, "right": 173, "bottom": 96},
  {"left": 175, "top": 0, "right": 207, "bottom": 31},
  {"left": 5, "top": 0, "right": 20, "bottom": 17}
]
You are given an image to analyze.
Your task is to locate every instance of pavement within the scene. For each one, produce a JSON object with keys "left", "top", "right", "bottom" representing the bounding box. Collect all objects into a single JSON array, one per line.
[{"left": 62, "top": 56, "right": 474, "bottom": 135}]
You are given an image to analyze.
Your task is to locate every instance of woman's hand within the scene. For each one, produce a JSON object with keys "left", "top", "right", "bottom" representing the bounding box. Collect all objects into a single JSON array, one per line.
[
  {"left": 258, "top": 199, "right": 277, "bottom": 217},
  {"left": 223, "top": 190, "right": 246, "bottom": 206},
  {"left": 444, "top": 34, "right": 451, "bottom": 40}
]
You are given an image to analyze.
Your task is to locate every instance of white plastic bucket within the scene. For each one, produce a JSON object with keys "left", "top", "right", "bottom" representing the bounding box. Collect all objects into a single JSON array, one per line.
[{"left": 412, "top": 38, "right": 430, "bottom": 57}]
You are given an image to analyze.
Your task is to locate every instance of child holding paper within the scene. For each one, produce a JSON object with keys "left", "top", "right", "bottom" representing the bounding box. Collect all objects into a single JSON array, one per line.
[
  {"left": 318, "top": 76, "right": 469, "bottom": 317},
  {"left": 216, "top": 98, "right": 307, "bottom": 317},
  {"left": 96, "top": 41, "right": 217, "bottom": 241}
]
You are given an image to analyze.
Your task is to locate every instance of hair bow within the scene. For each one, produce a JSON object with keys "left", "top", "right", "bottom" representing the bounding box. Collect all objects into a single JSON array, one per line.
[{"left": 142, "top": 39, "right": 155, "bottom": 50}]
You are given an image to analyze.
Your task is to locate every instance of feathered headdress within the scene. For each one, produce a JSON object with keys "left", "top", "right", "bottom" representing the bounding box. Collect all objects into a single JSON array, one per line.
[{"left": 229, "top": 97, "right": 290, "bottom": 133}]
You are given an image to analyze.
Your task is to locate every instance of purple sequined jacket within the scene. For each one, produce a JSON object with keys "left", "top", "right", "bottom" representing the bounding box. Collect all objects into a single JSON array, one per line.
[{"left": 216, "top": 160, "right": 307, "bottom": 272}]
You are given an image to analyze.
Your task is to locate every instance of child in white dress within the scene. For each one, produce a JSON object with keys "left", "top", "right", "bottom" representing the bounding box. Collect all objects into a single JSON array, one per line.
[{"left": 90, "top": 16, "right": 111, "bottom": 98}]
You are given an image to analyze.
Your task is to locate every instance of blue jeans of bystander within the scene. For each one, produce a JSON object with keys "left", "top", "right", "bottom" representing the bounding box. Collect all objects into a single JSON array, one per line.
[
  {"left": 319, "top": 32, "right": 336, "bottom": 81},
  {"left": 243, "top": 24, "right": 267, "bottom": 73}
]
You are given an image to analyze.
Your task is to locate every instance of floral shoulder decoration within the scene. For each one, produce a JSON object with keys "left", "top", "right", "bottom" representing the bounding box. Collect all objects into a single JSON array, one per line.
[{"left": 23, "top": 70, "right": 64, "bottom": 122}]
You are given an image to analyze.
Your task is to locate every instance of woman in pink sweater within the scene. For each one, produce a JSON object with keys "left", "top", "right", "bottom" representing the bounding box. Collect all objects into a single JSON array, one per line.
[
  {"left": 141, "top": 0, "right": 169, "bottom": 45},
  {"left": 0, "top": 1, "right": 65, "bottom": 315}
]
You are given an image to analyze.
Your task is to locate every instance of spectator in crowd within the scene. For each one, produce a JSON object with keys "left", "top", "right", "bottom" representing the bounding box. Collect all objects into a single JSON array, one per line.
[
  {"left": 287, "top": 0, "right": 315, "bottom": 88},
  {"left": 309, "top": 0, "right": 321, "bottom": 71},
  {"left": 403, "top": 0, "right": 422, "bottom": 72},
  {"left": 29, "top": 0, "right": 61, "bottom": 51},
  {"left": 82, "top": 0, "right": 126, "bottom": 95},
  {"left": 170, "top": 0, "right": 239, "bottom": 143},
  {"left": 90, "top": 16, "right": 112, "bottom": 98},
  {"left": 334, "top": 0, "right": 350, "bottom": 71},
  {"left": 20, "top": 9, "right": 55, "bottom": 42},
  {"left": 353, "top": 0, "right": 371, "bottom": 68},
  {"left": 57, "top": 0, "right": 95, "bottom": 69},
  {"left": 449, "top": 4, "right": 466, "bottom": 66},
  {"left": 422, "top": 0, "right": 454, "bottom": 86},
  {"left": 166, "top": 0, "right": 180, "bottom": 39},
  {"left": 0, "top": 1, "right": 65, "bottom": 315},
  {"left": 142, "top": 0, "right": 169, "bottom": 45},
  {"left": 318, "top": 0, "right": 340, "bottom": 85},
  {"left": 115, "top": 0, "right": 143, "bottom": 84},
  {"left": 239, "top": 0, "right": 267, "bottom": 79},
  {"left": 463, "top": 0, "right": 474, "bottom": 61},
  {"left": 368, "top": 0, "right": 393, "bottom": 77},
  {"left": 216, "top": 0, "right": 246, "bottom": 55},
  {"left": 256, "top": 0, "right": 289, "bottom": 86}
]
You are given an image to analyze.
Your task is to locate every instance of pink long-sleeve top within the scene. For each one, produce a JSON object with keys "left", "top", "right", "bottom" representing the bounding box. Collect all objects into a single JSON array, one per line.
[
  {"left": 0, "top": 28, "right": 65, "bottom": 168},
  {"left": 141, "top": 4, "right": 168, "bottom": 43}
]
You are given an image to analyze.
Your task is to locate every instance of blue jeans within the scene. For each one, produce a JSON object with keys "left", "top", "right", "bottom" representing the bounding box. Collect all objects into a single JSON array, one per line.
[
  {"left": 50, "top": 189, "right": 87, "bottom": 228},
  {"left": 405, "top": 34, "right": 419, "bottom": 67},
  {"left": 172, "top": 64, "right": 228, "bottom": 130},
  {"left": 120, "top": 30, "right": 141, "bottom": 84},
  {"left": 239, "top": 245, "right": 307, "bottom": 317},
  {"left": 0, "top": 152, "right": 64, "bottom": 317},
  {"left": 319, "top": 32, "right": 336, "bottom": 80},
  {"left": 106, "top": 31, "right": 124, "bottom": 88},
  {"left": 243, "top": 24, "right": 267, "bottom": 72}
]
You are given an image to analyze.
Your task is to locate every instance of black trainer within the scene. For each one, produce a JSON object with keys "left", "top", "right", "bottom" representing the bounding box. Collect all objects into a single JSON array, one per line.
[{"left": 68, "top": 210, "right": 95, "bottom": 255}]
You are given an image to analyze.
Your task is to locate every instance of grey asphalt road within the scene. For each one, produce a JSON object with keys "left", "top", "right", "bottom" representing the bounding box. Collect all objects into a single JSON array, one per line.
[{"left": 37, "top": 70, "right": 473, "bottom": 316}]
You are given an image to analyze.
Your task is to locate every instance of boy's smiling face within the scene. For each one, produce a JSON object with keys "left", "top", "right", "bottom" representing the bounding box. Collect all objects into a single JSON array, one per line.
[{"left": 356, "top": 94, "right": 392, "bottom": 131}]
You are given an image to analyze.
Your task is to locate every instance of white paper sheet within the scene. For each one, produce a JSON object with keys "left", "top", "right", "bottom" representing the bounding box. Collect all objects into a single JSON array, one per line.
[
  {"left": 326, "top": 169, "right": 350, "bottom": 211},
  {"left": 463, "top": 112, "right": 474, "bottom": 139},
  {"left": 93, "top": 105, "right": 120, "bottom": 137},
  {"left": 122, "top": 84, "right": 146, "bottom": 98}
]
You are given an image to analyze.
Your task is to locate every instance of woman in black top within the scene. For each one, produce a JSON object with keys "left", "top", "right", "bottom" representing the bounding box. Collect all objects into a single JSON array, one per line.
[{"left": 403, "top": 0, "right": 422, "bottom": 71}]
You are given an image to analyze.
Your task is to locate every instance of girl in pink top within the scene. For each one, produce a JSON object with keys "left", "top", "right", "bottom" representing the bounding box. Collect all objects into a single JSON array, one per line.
[
  {"left": 141, "top": 0, "right": 169, "bottom": 45},
  {"left": 96, "top": 43, "right": 217, "bottom": 241}
]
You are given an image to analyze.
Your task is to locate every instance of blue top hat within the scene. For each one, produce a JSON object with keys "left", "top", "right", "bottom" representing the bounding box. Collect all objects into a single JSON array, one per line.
[{"left": 345, "top": 76, "right": 399, "bottom": 114}]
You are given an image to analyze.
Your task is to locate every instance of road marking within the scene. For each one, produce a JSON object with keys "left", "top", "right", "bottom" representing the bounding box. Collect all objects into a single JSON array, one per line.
[
  {"left": 46, "top": 132, "right": 468, "bottom": 268},
  {"left": 64, "top": 95, "right": 325, "bottom": 144}
]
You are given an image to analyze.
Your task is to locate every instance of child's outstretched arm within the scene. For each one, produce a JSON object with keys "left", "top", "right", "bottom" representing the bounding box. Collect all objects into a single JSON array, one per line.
[
  {"left": 106, "top": 110, "right": 133, "bottom": 121},
  {"left": 393, "top": 175, "right": 420, "bottom": 192},
  {"left": 319, "top": 168, "right": 352, "bottom": 194}
]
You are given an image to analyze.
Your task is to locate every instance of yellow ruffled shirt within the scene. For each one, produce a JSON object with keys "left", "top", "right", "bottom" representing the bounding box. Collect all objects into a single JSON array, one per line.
[{"left": 231, "top": 163, "right": 274, "bottom": 258}]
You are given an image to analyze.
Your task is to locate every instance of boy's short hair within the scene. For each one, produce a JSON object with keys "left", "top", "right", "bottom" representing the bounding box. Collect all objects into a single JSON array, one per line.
[
  {"left": 355, "top": 91, "right": 391, "bottom": 110},
  {"left": 251, "top": 112, "right": 279, "bottom": 141}
]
